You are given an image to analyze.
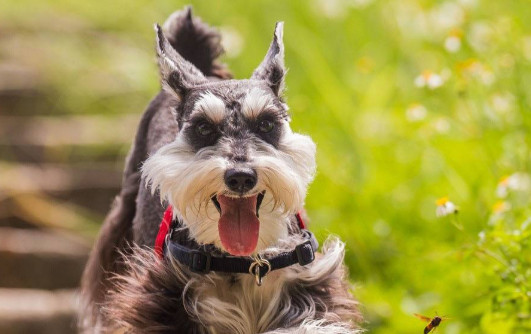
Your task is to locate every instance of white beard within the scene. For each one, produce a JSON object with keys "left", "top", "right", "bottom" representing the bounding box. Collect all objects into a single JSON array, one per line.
[{"left": 141, "top": 122, "right": 316, "bottom": 253}]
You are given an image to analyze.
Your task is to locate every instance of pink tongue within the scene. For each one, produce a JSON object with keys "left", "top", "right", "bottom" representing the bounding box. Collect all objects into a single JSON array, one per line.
[{"left": 217, "top": 194, "right": 260, "bottom": 256}]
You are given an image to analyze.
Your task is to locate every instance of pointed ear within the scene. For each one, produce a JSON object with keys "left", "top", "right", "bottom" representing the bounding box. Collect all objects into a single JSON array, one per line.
[
  {"left": 251, "top": 22, "right": 286, "bottom": 96},
  {"left": 155, "top": 23, "right": 206, "bottom": 100}
]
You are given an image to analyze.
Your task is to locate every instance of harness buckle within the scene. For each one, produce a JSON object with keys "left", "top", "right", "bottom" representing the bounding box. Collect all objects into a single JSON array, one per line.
[
  {"left": 295, "top": 240, "right": 315, "bottom": 266},
  {"left": 248, "top": 254, "right": 271, "bottom": 286},
  {"left": 189, "top": 250, "right": 212, "bottom": 273}
]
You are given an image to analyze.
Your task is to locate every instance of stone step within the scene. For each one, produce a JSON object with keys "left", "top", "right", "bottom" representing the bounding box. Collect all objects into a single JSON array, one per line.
[
  {"left": 0, "top": 162, "right": 122, "bottom": 193},
  {"left": 0, "top": 288, "right": 78, "bottom": 334},
  {"left": 0, "top": 163, "right": 122, "bottom": 215},
  {"left": 0, "top": 143, "right": 126, "bottom": 164},
  {"left": 0, "top": 193, "right": 102, "bottom": 237},
  {"left": 0, "top": 65, "right": 53, "bottom": 116},
  {"left": 0, "top": 114, "right": 138, "bottom": 146},
  {"left": 0, "top": 228, "right": 90, "bottom": 289}
]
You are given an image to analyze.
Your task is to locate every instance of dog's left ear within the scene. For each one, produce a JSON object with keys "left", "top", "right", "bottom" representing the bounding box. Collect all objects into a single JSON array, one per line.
[
  {"left": 154, "top": 23, "right": 207, "bottom": 100},
  {"left": 251, "top": 22, "right": 285, "bottom": 97}
]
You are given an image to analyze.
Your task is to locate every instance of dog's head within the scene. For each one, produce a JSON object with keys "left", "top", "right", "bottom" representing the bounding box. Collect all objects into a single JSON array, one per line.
[{"left": 143, "top": 23, "right": 316, "bottom": 256}]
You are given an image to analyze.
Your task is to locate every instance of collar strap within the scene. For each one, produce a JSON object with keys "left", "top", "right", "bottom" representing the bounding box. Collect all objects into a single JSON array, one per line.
[
  {"left": 154, "top": 206, "right": 308, "bottom": 259},
  {"left": 166, "top": 229, "right": 319, "bottom": 277},
  {"left": 154, "top": 206, "right": 318, "bottom": 281}
]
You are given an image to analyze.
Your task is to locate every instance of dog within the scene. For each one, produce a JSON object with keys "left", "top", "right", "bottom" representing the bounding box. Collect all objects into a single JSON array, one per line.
[{"left": 80, "top": 6, "right": 362, "bottom": 334}]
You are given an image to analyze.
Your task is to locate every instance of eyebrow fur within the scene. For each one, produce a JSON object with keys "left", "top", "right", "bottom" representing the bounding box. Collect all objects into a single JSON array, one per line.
[
  {"left": 241, "top": 88, "right": 277, "bottom": 119},
  {"left": 191, "top": 91, "right": 226, "bottom": 123}
]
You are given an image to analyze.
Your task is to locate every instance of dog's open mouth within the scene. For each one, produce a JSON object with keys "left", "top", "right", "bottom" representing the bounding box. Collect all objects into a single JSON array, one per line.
[{"left": 212, "top": 192, "right": 265, "bottom": 256}]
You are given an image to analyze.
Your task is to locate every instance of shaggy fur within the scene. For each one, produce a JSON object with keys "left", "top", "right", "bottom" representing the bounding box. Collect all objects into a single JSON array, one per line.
[
  {"left": 105, "top": 238, "right": 362, "bottom": 333},
  {"left": 80, "top": 6, "right": 363, "bottom": 333}
]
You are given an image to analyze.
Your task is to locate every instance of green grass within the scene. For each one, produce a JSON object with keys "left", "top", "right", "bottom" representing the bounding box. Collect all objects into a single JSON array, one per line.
[{"left": 2, "top": 0, "right": 531, "bottom": 332}]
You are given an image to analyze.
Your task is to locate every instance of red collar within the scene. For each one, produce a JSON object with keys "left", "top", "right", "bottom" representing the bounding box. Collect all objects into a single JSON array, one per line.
[{"left": 154, "top": 206, "right": 307, "bottom": 259}]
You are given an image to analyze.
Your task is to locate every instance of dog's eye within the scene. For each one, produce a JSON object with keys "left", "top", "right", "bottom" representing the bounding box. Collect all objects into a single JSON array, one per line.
[
  {"left": 196, "top": 122, "right": 214, "bottom": 136},
  {"left": 258, "top": 120, "right": 275, "bottom": 133}
]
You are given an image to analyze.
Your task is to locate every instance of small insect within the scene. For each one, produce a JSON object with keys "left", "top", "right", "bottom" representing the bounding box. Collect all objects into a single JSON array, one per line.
[{"left": 414, "top": 313, "right": 449, "bottom": 333}]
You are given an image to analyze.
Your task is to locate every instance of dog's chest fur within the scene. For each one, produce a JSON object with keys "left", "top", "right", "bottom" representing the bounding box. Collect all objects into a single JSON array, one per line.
[
  {"left": 196, "top": 271, "right": 295, "bottom": 333},
  {"left": 106, "top": 236, "right": 359, "bottom": 334}
]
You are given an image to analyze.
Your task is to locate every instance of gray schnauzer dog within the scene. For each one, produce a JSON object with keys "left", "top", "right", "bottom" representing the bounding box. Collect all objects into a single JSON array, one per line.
[{"left": 80, "top": 6, "right": 362, "bottom": 334}]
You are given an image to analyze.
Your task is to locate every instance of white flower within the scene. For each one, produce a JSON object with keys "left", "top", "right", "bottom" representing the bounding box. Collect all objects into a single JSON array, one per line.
[
  {"left": 492, "top": 200, "right": 510, "bottom": 215},
  {"left": 415, "top": 71, "right": 444, "bottom": 89},
  {"left": 313, "top": 0, "right": 374, "bottom": 18},
  {"left": 491, "top": 93, "right": 514, "bottom": 114},
  {"left": 458, "top": 59, "right": 496, "bottom": 86},
  {"left": 430, "top": 2, "right": 465, "bottom": 31},
  {"left": 496, "top": 173, "right": 531, "bottom": 198},
  {"left": 480, "top": 70, "right": 495, "bottom": 85},
  {"left": 436, "top": 197, "right": 459, "bottom": 217},
  {"left": 433, "top": 118, "right": 450, "bottom": 134},
  {"left": 444, "top": 35, "right": 461, "bottom": 53},
  {"left": 458, "top": 0, "right": 478, "bottom": 8},
  {"left": 468, "top": 22, "right": 493, "bottom": 52},
  {"left": 313, "top": 0, "right": 347, "bottom": 19},
  {"left": 406, "top": 104, "right": 427, "bottom": 122},
  {"left": 219, "top": 26, "right": 243, "bottom": 58}
]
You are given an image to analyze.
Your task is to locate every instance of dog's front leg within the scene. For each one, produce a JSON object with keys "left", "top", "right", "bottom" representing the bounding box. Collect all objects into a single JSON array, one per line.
[{"left": 264, "top": 320, "right": 363, "bottom": 334}]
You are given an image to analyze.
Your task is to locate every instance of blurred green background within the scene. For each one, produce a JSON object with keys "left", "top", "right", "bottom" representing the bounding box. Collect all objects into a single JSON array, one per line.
[{"left": 1, "top": 0, "right": 530, "bottom": 333}]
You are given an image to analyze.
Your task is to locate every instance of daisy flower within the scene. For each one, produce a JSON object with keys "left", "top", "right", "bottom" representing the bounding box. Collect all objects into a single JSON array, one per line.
[
  {"left": 457, "top": 59, "right": 495, "bottom": 85},
  {"left": 414, "top": 71, "right": 444, "bottom": 89},
  {"left": 444, "top": 30, "right": 463, "bottom": 53},
  {"left": 219, "top": 26, "right": 243, "bottom": 58},
  {"left": 496, "top": 173, "right": 531, "bottom": 198},
  {"left": 492, "top": 200, "right": 510, "bottom": 215},
  {"left": 490, "top": 93, "right": 514, "bottom": 114},
  {"left": 436, "top": 196, "right": 459, "bottom": 217},
  {"left": 406, "top": 103, "right": 427, "bottom": 122}
]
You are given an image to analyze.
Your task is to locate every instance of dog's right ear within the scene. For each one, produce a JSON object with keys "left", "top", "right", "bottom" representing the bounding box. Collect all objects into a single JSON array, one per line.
[
  {"left": 251, "top": 22, "right": 286, "bottom": 97},
  {"left": 155, "top": 24, "right": 206, "bottom": 100}
]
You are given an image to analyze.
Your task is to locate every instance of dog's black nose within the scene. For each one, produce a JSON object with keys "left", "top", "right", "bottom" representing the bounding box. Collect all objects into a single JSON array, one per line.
[{"left": 224, "top": 168, "right": 257, "bottom": 193}]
